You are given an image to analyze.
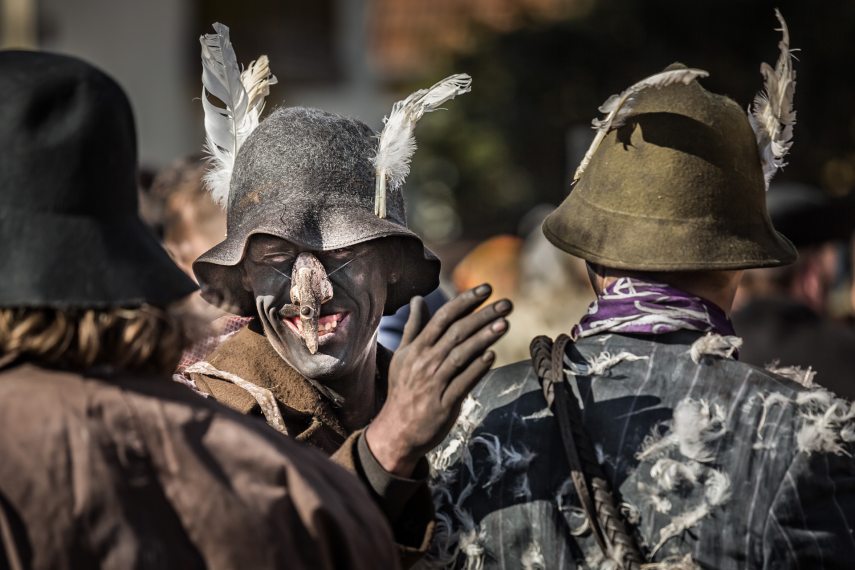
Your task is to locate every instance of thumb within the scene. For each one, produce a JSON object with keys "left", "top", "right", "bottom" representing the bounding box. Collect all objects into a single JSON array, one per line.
[{"left": 399, "top": 296, "right": 429, "bottom": 348}]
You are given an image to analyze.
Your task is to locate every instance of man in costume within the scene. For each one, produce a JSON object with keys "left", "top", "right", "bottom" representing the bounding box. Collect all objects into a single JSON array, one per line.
[
  {"left": 184, "top": 24, "right": 512, "bottom": 562},
  {"left": 0, "top": 50, "right": 399, "bottom": 569},
  {"left": 425, "top": 11, "right": 855, "bottom": 569}
]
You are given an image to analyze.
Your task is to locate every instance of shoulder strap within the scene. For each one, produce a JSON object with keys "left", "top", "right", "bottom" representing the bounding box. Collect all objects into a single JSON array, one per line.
[{"left": 530, "top": 334, "right": 644, "bottom": 570}]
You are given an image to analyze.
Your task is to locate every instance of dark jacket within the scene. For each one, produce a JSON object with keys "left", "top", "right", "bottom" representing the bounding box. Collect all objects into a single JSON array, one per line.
[
  {"left": 187, "top": 327, "right": 434, "bottom": 564},
  {"left": 427, "top": 330, "right": 855, "bottom": 569},
  {"left": 0, "top": 363, "right": 399, "bottom": 570},
  {"left": 733, "top": 297, "right": 855, "bottom": 400}
]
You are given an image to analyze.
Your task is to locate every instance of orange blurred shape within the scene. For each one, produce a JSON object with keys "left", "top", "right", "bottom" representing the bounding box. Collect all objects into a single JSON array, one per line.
[{"left": 452, "top": 235, "right": 523, "bottom": 301}]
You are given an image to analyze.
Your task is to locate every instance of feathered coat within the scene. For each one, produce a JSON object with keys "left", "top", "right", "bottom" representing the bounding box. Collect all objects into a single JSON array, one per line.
[{"left": 426, "top": 330, "right": 855, "bottom": 569}]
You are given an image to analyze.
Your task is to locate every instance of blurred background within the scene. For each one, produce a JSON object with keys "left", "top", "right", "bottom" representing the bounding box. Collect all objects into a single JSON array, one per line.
[{"left": 4, "top": 0, "right": 855, "bottom": 387}]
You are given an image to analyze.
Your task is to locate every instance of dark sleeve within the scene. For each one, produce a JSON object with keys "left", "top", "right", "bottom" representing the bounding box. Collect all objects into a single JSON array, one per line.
[
  {"left": 331, "top": 431, "right": 435, "bottom": 567},
  {"left": 762, "top": 449, "right": 855, "bottom": 569}
]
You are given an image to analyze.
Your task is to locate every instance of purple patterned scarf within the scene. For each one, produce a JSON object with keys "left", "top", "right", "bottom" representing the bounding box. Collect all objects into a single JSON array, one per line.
[{"left": 572, "top": 277, "right": 735, "bottom": 340}]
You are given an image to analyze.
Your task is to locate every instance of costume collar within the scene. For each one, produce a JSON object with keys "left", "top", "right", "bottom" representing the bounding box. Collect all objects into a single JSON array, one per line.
[
  {"left": 193, "top": 327, "right": 391, "bottom": 451},
  {"left": 572, "top": 277, "right": 735, "bottom": 340}
]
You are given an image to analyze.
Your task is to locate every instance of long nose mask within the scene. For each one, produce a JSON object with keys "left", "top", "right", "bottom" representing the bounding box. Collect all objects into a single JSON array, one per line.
[{"left": 280, "top": 252, "right": 333, "bottom": 354}]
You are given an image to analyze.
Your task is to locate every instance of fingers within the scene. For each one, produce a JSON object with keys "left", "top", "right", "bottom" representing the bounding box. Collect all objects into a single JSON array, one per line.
[
  {"left": 432, "top": 299, "right": 512, "bottom": 357},
  {"left": 399, "top": 296, "right": 429, "bottom": 348},
  {"left": 416, "top": 284, "right": 492, "bottom": 347},
  {"left": 435, "top": 311, "right": 508, "bottom": 378},
  {"left": 442, "top": 350, "right": 496, "bottom": 407}
]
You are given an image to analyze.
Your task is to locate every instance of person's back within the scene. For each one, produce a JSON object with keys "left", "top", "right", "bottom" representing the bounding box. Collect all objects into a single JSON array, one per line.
[
  {"left": 0, "top": 362, "right": 397, "bottom": 570},
  {"left": 429, "top": 329, "right": 854, "bottom": 568},
  {"left": 0, "top": 49, "right": 398, "bottom": 570},
  {"left": 421, "top": 13, "right": 855, "bottom": 568}
]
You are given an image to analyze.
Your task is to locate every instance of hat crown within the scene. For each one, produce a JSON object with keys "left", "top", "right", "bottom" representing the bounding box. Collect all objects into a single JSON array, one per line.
[
  {"left": 543, "top": 68, "right": 797, "bottom": 270},
  {"left": 0, "top": 51, "right": 138, "bottom": 219},
  {"left": 227, "top": 106, "right": 406, "bottom": 240},
  {"left": 0, "top": 51, "right": 195, "bottom": 308},
  {"left": 580, "top": 75, "right": 765, "bottom": 222}
]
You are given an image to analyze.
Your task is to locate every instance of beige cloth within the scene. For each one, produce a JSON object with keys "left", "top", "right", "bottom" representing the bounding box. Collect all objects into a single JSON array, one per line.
[{"left": 0, "top": 363, "right": 400, "bottom": 570}]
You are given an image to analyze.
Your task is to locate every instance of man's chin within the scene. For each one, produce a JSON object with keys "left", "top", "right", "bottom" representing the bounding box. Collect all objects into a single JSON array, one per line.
[
  {"left": 269, "top": 334, "right": 352, "bottom": 379},
  {"left": 290, "top": 351, "right": 350, "bottom": 380}
]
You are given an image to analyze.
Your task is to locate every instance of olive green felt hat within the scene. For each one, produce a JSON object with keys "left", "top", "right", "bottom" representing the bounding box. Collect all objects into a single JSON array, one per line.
[{"left": 543, "top": 65, "right": 797, "bottom": 271}]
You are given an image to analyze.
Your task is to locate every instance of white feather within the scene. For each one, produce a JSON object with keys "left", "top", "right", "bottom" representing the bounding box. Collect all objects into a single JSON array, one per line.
[
  {"left": 200, "top": 23, "right": 277, "bottom": 207},
  {"left": 573, "top": 68, "right": 709, "bottom": 183},
  {"left": 372, "top": 73, "right": 472, "bottom": 218},
  {"left": 748, "top": 9, "right": 797, "bottom": 190}
]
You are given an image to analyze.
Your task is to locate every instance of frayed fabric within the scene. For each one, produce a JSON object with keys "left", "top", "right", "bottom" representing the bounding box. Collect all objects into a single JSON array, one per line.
[
  {"left": 689, "top": 333, "right": 742, "bottom": 364},
  {"left": 427, "top": 420, "right": 537, "bottom": 567},
  {"left": 795, "top": 392, "right": 855, "bottom": 455},
  {"left": 566, "top": 350, "right": 649, "bottom": 376},
  {"left": 426, "top": 511, "right": 461, "bottom": 568},
  {"left": 621, "top": 501, "right": 642, "bottom": 525},
  {"left": 459, "top": 526, "right": 487, "bottom": 570},
  {"left": 756, "top": 387, "right": 855, "bottom": 456},
  {"left": 637, "top": 399, "right": 726, "bottom": 464},
  {"left": 521, "top": 541, "right": 546, "bottom": 570},
  {"left": 469, "top": 435, "right": 536, "bottom": 494},
  {"left": 632, "top": 397, "right": 734, "bottom": 557},
  {"left": 429, "top": 395, "right": 485, "bottom": 473},
  {"left": 638, "top": 482, "right": 673, "bottom": 514},
  {"left": 765, "top": 360, "right": 816, "bottom": 388},
  {"left": 521, "top": 407, "right": 552, "bottom": 421},
  {"left": 652, "top": 469, "right": 731, "bottom": 555},
  {"left": 650, "top": 458, "right": 701, "bottom": 492}
]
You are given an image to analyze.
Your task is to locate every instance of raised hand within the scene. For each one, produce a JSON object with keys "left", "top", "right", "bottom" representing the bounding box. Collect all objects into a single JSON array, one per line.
[{"left": 365, "top": 284, "right": 512, "bottom": 476}]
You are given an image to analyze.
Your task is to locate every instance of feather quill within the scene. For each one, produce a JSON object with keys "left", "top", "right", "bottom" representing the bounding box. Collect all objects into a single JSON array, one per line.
[
  {"left": 200, "top": 22, "right": 277, "bottom": 207},
  {"left": 372, "top": 73, "right": 472, "bottom": 218},
  {"left": 748, "top": 9, "right": 797, "bottom": 190},
  {"left": 573, "top": 68, "right": 709, "bottom": 183}
]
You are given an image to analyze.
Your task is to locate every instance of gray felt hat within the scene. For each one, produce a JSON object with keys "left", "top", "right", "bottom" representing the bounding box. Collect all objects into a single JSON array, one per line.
[{"left": 193, "top": 107, "right": 440, "bottom": 316}]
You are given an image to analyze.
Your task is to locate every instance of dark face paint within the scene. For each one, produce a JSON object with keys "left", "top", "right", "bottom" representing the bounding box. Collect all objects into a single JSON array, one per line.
[{"left": 241, "top": 235, "right": 395, "bottom": 382}]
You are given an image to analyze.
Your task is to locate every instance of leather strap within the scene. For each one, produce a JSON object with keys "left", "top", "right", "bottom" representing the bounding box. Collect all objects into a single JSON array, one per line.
[{"left": 530, "top": 334, "right": 644, "bottom": 570}]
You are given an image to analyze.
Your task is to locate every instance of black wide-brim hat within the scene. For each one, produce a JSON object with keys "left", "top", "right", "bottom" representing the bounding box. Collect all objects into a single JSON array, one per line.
[
  {"left": 0, "top": 51, "right": 196, "bottom": 308},
  {"left": 194, "top": 107, "right": 439, "bottom": 316}
]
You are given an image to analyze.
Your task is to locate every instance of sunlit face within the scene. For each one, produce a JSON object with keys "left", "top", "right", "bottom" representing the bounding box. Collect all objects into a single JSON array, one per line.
[{"left": 241, "top": 235, "right": 397, "bottom": 382}]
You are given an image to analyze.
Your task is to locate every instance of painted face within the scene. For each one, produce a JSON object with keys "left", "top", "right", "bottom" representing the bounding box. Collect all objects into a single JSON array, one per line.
[{"left": 241, "top": 235, "right": 396, "bottom": 382}]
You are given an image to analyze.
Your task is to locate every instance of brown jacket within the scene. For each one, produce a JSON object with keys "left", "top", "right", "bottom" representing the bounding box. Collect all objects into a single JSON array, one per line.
[
  {"left": 0, "top": 363, "right": 400, "bottom": 570},
  {"left": 187, "top": 327, "right": 434, "bottom": 564}
]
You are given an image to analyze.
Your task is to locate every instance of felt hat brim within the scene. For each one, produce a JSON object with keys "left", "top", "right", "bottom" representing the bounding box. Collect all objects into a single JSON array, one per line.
[
  {"left": 193, "top": 201, "right": 439, "bottom": 316},
  {"left": 0, "top": 207, "right": 197, "bottom": 308}
]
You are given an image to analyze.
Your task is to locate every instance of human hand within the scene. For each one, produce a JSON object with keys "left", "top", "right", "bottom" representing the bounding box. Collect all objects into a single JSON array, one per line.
[{"left": 365, "top": 284, "right": 511, "bottom": 477}]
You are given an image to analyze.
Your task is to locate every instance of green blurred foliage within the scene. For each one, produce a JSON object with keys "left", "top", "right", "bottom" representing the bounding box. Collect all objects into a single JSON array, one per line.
[{"left": 408, "top": 0, "right": 855, "bottom": 241}]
